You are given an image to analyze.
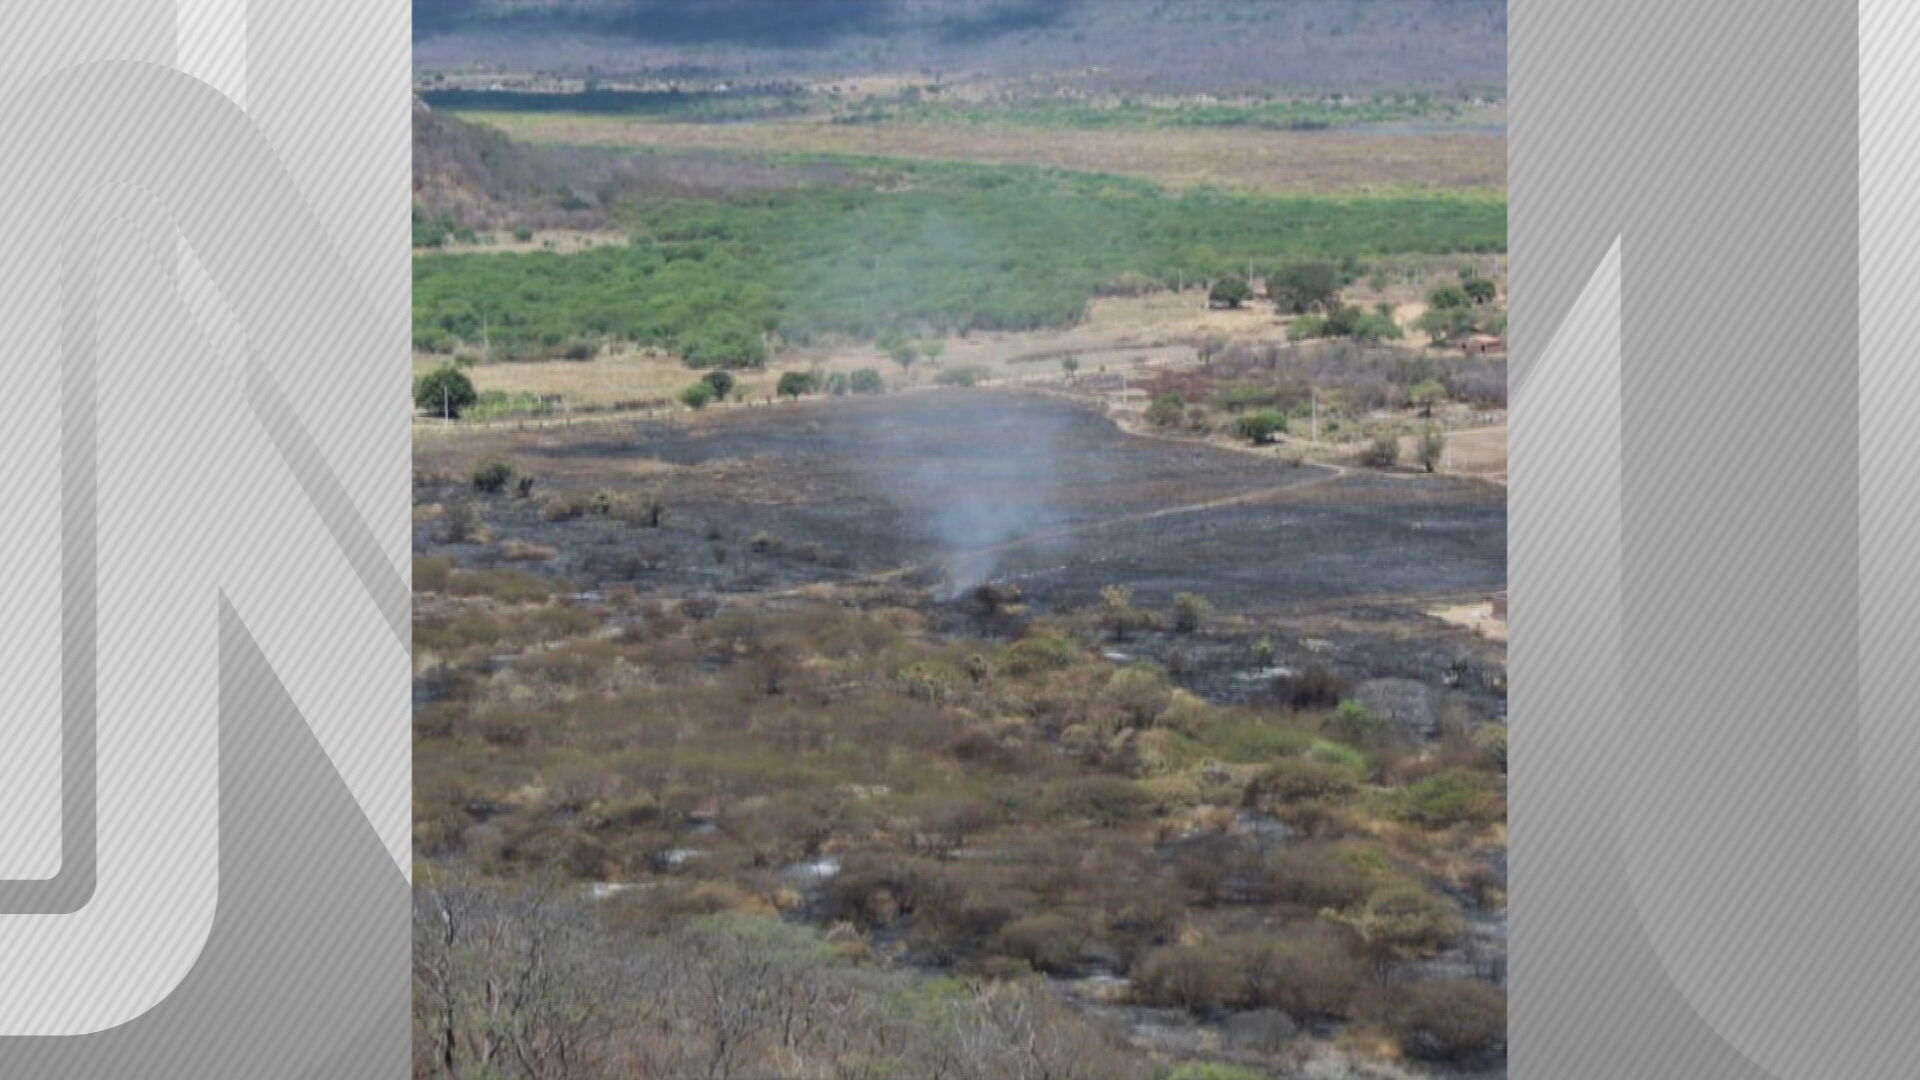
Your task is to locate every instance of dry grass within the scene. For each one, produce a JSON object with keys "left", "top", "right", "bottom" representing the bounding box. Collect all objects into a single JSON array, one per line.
[{"left": 454, "top": 111, "right": 1507, "bottom": 196}]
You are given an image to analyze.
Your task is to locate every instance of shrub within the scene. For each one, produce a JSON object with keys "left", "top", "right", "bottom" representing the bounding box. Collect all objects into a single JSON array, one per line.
[
  {"left": 1426, "top": 283, "right": 1469, "bottom": 310},
  {"left": 542, "top": 492, "right": 591, "bottom": 521},
  {"left": 1323, "top": 699, "right": 1390, "bottom": 746},
  {"left": 1337, "top": 885, "right": 1465, "bottom": 962},
  {"left": 1475, "top": 723, "right": 1508, "bottom": 773},
  {"left": 592, "top": 490, "right": 665, "bottom": 528},
  {"left": 1267, "top": 844, "right": 1378, "bottom": 910},
  {"left": 1170, "top": 592, "right": 1212, "bottom": 633},
  {"left": 1099, "top": 583, "right": 1149, "bottom": 640},
  {"left": 1225, "top": 931, "right": 1365, "bottom": 1017},
  {"left": 1100, "top": 665, "right": 1173, "bottom": 729},
  {"left": 1361, "top": 432, "right": 1401, "bottom": 468},
  {"left": 1393, "top": 980, "right": 1506, "bottom": 1061},
  {"left": 896, "top": 661, "right": 962, "bottom": 705},
  {"left": 1131, "top": 943, "right": 1236, "bottom": 1012},
  {"left": 1245, "top": 757, "right": 1360, "bottom": 808},
  {"left": 1418, "top": 425, "right": 1446, "bottom": 472},
  {"left": 825, "top": 371, "right": 850, "bottom": 396},
  {"left": 1277, "top": 664, "right": 1348, "bottom": 710},
  {"left": 849, "top": 368, "right": 886, "bottom": 394},
  {"left": 1145, "top": 394, "right": 1187, "bottom": 429},
  {"left": 777, "top": 370, "right": 819, "bottom": 399},
  {"left": 1050, "top": 777, "right": 1151, "bottom": 826},
  {"left": 988, "top": 914, "right": 1088, "bottom": 974},
  {"left": 999, "top": 634, "right": 1081, "bottom": 677},
  {"left": 500, "top": 540, "right": 557, "bottom": 562},
  {"left": 415, "top": 365, "right": 477, "bottom": 419},
  {"left": 470, "top": 458, "right": 514, "bottom": 494},
  {"left": 1391, "top": 768, "right": 1504, "bottom": 829},
  {"left": 1208, "top": 275, "right": 1253, "bottom": 309},
  {"left": 1232, "top": 410, "right": 1287, "bottom": 445},
  {"left": 680, "top": 381, "right": 716, "bottom": 410},
  {"left": 1461, "top": 277, "right": 1498, "bottom": 306}
]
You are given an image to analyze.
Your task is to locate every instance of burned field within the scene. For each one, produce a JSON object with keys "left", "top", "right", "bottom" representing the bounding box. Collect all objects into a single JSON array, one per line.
[
  {"left": 413, "top": 389, "right": 1508, "bottom": 1077},
  {"left": 416, "top": 390, "right": 1505, "bottom": 613}
]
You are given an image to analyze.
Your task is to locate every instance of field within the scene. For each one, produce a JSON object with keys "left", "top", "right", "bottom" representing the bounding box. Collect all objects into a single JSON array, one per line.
[{"left": 450, "top": 108, "right": 1506, "bottom": 196}]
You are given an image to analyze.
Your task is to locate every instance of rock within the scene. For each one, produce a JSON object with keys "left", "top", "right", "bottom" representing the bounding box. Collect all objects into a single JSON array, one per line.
[{"left": 1356, "top": 677, "right": 1437, "bottom": 741}]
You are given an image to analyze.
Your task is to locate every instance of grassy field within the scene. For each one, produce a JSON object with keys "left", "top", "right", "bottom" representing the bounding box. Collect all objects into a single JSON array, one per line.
[
  {"left": 414, "top": 155, "right": 1504, "bottom": 360},
  {"left": 450, "top": 108, "right": 1506, "bottom": 196}
]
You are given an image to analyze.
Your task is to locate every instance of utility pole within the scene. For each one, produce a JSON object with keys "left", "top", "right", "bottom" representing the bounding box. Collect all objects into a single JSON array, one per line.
[{"left": 1311, "top": 387, "right": 1318, "bottom": 443}]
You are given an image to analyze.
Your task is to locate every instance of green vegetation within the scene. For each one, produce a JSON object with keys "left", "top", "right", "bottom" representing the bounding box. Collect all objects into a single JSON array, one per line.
[
  {"left": 414, "top": 364, "right": 477, "bottom": 419},
  {"left": 1232, "top": 409, "right": 1289, "bottom": 445},
  {"left": 776, "top": 370, "right": 820, "bottom": 399},
  {"left": 678, "top": 381, "right": 716, "bottom": 410},
  {"left": 1208, "top": 275, "right": 1253, "bottom": 308},
  {"left": 1417, "top": 275, "right": 1504, "bottom": 344},
  {"left": 701, "top": 369, "right": 736, "bottom": 399},
  {"left": 414, "top": 158, "right": 1505, "bottom": 361},
  {"left": 1266, "top": 259, "right": 1345, "bottom": 314},
  {"left": 1288, "top": 303, "right": 1401, "bottom": 343}
]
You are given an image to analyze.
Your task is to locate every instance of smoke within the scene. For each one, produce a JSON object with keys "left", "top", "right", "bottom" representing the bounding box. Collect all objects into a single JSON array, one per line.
[{"left": 846, "top": 393, "right": 1082, "bottom": 598}]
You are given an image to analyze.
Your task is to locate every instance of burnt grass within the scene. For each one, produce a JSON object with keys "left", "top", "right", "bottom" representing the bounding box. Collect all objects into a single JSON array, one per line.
[
  {"left": 419, "top": 390, "right": 1505, "bottom": 607},
  {"left": 417, "top": 389, "right": 1507, "bottom": 719}
]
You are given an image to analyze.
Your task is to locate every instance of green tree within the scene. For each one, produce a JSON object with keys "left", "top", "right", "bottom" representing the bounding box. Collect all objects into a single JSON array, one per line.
[
  {"left": 701, "top": 369, "right": 736, "bottom": 399},
  {"left": 849, "top": 368, "right": 885, "bottom": 394},
  {"left": 1232, "top": 410, "right": 1288, "bottom": 445},
  {"left": 1425, "top": 282, "right": 1469, "bottom": 310},
  {"left": 415, "top": 365, "right": 477, "bottom": 420},
  {"left": 777, "top": 370, "right": 818, "bottom": 399},
  {"left": 1462, "top": 277, "right": 1498, "bottom": 305},
  {"left": 1408, "top": 378, "right": 1447, "bottom": 416},
  {"left": 1417, "top": 304, "right": 1478, "bottom": 344},
  {"left": 1267, "top": 259, "right": 1343, "bottom": 314},
  {"left": 1208, "top": 275, "right": 1253, "bottom": 309},
  {"left": 1060, "top": 355, "right": 1081, "bottom": 378},
  {"left": 679, "top": 381, "right": 716, "bottom": 410}
]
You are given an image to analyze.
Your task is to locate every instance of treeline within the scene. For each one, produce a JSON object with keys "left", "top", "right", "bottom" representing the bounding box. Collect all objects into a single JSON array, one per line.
[{"left": 414, "top": 161, "right": 1505, "bottom": 363}]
